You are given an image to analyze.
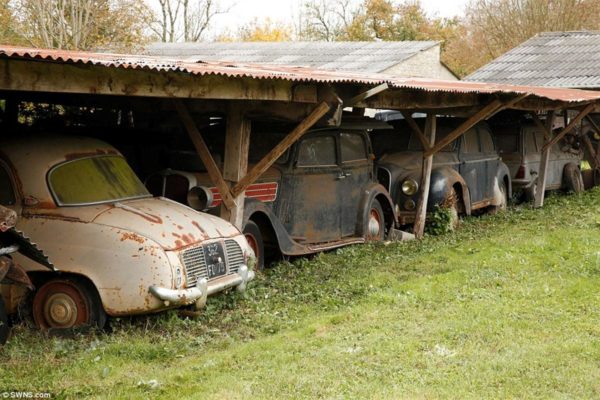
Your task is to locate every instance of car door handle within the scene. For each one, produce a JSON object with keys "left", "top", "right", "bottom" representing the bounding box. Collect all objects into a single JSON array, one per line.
[{"left": 336, "top": 173, "right": 347, "bottom": 180}]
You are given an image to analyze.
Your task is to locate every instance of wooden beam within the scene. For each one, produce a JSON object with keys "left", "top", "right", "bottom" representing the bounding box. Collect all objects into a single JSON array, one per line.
[
  {"left": 346, "top": 83, "right": 389, "bottom": 107},
  {"left": 531, "top": 113, "right": 551, "bottom": 141},
  {"left": 581, "top": 133, "right": 600, "bottom": 169},
  {"left": 0, "top": 58, "right": 317, "bottom": 103},
  {"left": 542, "top": 103, "right": 596, "bottom": 152},
  {"left": 399, "top": 110, "right": 430, "bottom": 152},
  {"left": 413, "top": 114, "right": 436, "bottom": 239},
  {"left": 534, "top": 111, "right": 555, "bottom": 208},
  {"left": 173, "top": 99, "right": 237, "bottom": 210},
  {"left": 488, "top": 94, "right": 529, "bottom": 118},
  {"left": 221, "top": 103, "right": 251, "bottom": 228},
  {"left": 585, "top": 115, "right": 600, "bottom": 135},
  {"left": 232, "top": 101, "right": 331, "bottom": 197},
  {"left": 424, "top": 99, "right": 503, "bottom": 157}
]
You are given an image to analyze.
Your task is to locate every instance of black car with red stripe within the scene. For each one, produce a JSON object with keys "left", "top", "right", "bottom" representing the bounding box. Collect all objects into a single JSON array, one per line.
[{"left": 146, "top": 120, "right": 396, "bottom": 268}]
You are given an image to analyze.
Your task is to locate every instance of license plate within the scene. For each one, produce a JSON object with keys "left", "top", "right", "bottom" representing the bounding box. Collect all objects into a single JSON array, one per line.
[{"left": 204, "top": 241, "right": 227, "bottom": 279}]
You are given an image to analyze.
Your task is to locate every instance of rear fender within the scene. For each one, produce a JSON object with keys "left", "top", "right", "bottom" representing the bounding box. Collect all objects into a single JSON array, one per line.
[
  {"left": 355, "top": 183, "right": 397, "bottom": 235},
  {"left": 495, "top": 162, "right": 512, "bottom": 202}
]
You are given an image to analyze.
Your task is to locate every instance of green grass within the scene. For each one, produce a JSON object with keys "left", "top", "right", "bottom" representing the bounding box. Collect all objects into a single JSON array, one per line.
[{"left": 3, "top": 189, "right": 600, "bottom": 399}]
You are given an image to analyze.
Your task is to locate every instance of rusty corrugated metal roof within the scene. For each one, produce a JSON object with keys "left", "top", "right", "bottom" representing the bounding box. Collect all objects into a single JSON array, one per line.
[{"left": 1, "top": 45, "right": 600, "bottom": 104}]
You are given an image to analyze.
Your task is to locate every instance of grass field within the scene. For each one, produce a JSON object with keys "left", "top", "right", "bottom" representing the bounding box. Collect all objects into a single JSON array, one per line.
[{"left": 2, "top": 189, "right": 600, "bottom": 399}]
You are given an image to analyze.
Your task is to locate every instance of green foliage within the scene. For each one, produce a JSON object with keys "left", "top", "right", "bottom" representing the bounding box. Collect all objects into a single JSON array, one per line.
[
  {"left": 3, "top": 189, "right": 600, "bottom": 398},
  {"left": 425, "top": 204, "right": 455, "bottom": 236}
]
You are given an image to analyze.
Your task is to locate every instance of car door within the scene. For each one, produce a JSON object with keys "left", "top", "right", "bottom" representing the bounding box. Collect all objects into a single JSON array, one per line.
[
  {"left": 459, "top": 127, "right": 485, "bottom": 204},
  {"left": 478, "top": 125, "right": 502, "bottom": 200},
  {"left": 280, "top": 132, "right": 342, "bottom": 243},
  {"left": 338, "top": 130, "right": 372, "bottom": 237}
]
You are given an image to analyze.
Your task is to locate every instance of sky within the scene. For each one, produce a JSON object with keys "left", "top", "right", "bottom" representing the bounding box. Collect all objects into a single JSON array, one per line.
[{"left": 149, "top": 0, "right": 470, "bottom": 38}]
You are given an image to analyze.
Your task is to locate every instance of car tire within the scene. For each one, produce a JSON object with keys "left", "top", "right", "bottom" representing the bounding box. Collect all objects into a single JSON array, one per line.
[
  {"left": 0, "top": 296, "right": 10, "bottom": 345},
  {"left": 32, "top": 276, "right": 106, "bottom": 331},
  {"left": 365, "top": 199, "right": 385, "bottom": 241},
  {"left": 243, "top": 221, "right": 264, "bottom": 270},
  {"left": 563, "top": 163, "right": 584, "bottom": 194}
]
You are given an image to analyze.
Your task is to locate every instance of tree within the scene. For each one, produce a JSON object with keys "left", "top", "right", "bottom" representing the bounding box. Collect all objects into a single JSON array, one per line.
[
  {"left": 298, "top": 0, "right": 359, "bottom": 41},
  {"left": 237, "top": 18, "right": 292, "bottom": 42},
  {"left": 0, "top": 0, "right": 21, "bottom": 45},
  {"left": 12, "top": 0, "right": 152, "bottom": 51},
  {"left": 457, "top": 0, "right": 600, "bottom": 75},
  {"left": 152, "top": 0, "right": 229, "bottom": 42}
]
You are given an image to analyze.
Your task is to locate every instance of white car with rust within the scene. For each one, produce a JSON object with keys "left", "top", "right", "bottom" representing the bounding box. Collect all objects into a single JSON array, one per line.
[{"left": 0, "top": 136, "right": 255, "bottom": 330}]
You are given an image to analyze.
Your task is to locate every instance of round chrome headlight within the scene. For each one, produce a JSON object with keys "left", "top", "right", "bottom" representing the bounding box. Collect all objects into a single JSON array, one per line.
[{"left": 401, "top": 179, "right": 419, "bottom": 196}]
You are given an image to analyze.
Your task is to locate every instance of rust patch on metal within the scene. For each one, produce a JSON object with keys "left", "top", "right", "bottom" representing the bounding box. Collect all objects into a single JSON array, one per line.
[
  {"left": 192, "top": 221, "right": 208, "bottom": 236},
  {"left": 120, "top": 232, "right": 145, "bottom": 244}
]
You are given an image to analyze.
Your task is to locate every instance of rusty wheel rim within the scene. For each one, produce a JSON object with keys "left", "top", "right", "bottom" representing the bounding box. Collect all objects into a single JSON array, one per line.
[
  {"left": 367, "top": 208, "right": 382, "bottom": 240},
  {"left": 32, "top": 281, "right": 90, "bottom": 329},
  {"left": 245, "top": 233, "right": 260, "bottom": 260}
]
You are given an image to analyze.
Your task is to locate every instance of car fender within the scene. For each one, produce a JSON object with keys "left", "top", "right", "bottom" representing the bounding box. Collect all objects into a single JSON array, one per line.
[
  {"left": 241, "top": 198, "right": 307, "bottom": 256},
  {"left": 12, "top": 218, "right": 175, "bottom": 316},
  {"left": 496, "top": 161, "right": 512, "bottom": 199},
  {"left": 401, "top": 167, "right": 471, "bottom": 215},
  {"left": 355, "top": 183, "right": 397, "bottom": 234}
]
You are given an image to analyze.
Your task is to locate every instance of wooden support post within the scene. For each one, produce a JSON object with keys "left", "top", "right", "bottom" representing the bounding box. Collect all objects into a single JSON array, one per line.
[
  {"left": 581, "top": 133, "right": 600, "bottom": 169},
  {"left": 424, "top": 99, "right": 503, "bottom": 157},
  {"left": 232, "top": 101, "right": 330, "bottom": 197},
  {"left": 534, "top": 111, "right": 555, "bottom": 208},
  {"left": 173, "top": 99, "right": 237, "bottom": 210},
  {"left": 413, "top": 114, "right": 436, "bottom": 239},
  {"left": 399, "top": 110, "right": 430, "bottom": 152},
  {"left": 221, "top": 103, "right": 251, "bottom": 228}
]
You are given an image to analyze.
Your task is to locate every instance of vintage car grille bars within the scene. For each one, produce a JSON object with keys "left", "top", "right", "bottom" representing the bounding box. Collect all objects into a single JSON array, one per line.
[{"left": 181, "top": 239, "right": 244, "bottom": 287}]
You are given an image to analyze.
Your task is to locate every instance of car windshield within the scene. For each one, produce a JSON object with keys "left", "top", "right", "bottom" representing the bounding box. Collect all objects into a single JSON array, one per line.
[{"left": 48, "top": 156, "right": 150, "bottom": 206}]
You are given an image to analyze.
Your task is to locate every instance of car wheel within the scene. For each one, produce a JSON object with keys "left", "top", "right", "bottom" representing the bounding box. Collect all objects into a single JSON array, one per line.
[
  {"left": 243, "top": 221, "right": 264, "bottom": 270},
  {"left": 0, "top": 296, "right": 10, "bottom": 345},
  {"left": 32, "top": 277, "right": 106, "bottom": 330},
  {"left": 563, "top": 163, "right": 584, "bottom": 194},
  {"left": 365, "top": 199, "right": 385, "bottom": 241}
]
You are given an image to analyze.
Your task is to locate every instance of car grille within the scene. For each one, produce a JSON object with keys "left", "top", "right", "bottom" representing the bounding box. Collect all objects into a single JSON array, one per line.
[{"left": 181, "top": 239, "right": 244, "bottom": 287}]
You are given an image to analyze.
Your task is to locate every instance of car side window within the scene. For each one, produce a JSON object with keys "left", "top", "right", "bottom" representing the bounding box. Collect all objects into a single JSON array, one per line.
[
  {"left": 297, "top": 136, "right": 337, "bottom": 167},
  {"left": 0, "top": 165, "right": 16, "bottom": 206},
  {"left": 340, "top": 132, "right": 367, "bottom": 163},
  {"left": 479, "top": 128, "right": 495, "bottom": 153},
  {"left": 462, "top": 129, "right": 480, "bottom": 153}
]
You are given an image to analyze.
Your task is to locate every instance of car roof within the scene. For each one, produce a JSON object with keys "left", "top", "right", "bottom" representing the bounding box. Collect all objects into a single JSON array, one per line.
[{"left": 0, "top": 135, "right": 123, "bottom": 204}]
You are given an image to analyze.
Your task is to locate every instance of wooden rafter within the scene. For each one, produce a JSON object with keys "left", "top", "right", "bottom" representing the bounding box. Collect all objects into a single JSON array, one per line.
[
  {"left": 173, "top": 99, "right": 237, "bottom": 210},
  {"left": 541, "top": 103, "right": 596, "bottom": 152},
  {"left": 346, "top": 83, "right": 389, "bottom": 107},
  {"left": 423, "top": 99, "right": 504, "bottom": 157},
  {"left": 231, "top": 101, "right": 331, "bottom": 197}
]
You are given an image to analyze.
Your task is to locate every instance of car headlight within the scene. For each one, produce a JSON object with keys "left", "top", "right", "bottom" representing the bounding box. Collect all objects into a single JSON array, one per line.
[
  {"left": 187, "top": 186, "right": 213, "bottom": 211},
  {"left": 404, "top": 199, "right": 416, "bottom": 210},
  {"left": 401, "top": 179, "right": 419, "bottom": 196}
]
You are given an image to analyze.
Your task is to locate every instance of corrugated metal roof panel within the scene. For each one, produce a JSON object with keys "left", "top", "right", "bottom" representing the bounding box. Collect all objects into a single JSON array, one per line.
[
  {"left": 1, "top": 45, "right": 600, "bottom": 104},
  {"left": 466, "top": 31, "right": 600, "bottom": 88},
  {"left": 143, "top": 41, "right": 440, "bottom": 74}
]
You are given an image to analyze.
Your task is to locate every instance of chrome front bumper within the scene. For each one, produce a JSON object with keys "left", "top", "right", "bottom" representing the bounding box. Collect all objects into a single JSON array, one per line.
[{"left": 149, "top": 265, "right": 255, "bottom": 310}]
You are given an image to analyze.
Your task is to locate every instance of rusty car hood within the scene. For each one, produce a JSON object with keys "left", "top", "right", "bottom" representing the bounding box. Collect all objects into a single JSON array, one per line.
[{"left": 91, "top": 198, "right": 241, "bottom": 251}]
